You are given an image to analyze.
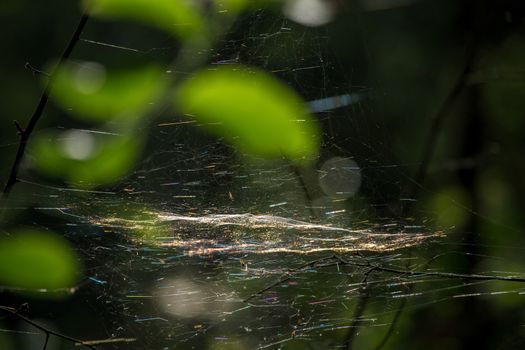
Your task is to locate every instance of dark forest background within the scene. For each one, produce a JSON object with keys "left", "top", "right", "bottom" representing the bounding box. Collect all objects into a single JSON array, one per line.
[{"left": 1, "top": 0, "right": 525, "bottom": 349}]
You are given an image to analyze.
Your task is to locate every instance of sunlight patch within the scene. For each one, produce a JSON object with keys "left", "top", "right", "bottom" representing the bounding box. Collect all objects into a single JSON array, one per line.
[{"left": 92, "top": 212, "right": 444, "bottom": 255}]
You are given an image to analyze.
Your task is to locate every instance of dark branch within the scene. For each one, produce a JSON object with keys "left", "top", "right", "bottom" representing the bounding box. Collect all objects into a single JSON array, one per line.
[
  {"left": 401, "top": 25, "right": 480, "bottom": 216},
  {"left": 13, "top": 120, "right": 24, "bottom": 135},
  {"left": 1, "top": 12, "right": 89, "bottom": 199},
  {"left": 343, "top": 268, "right": 376, "bottom": 350},
  {"left": 42, "top": 333, "right": 50, "bottom": 350},
  {"left": 244, "top": 254, "right": 525, "bottom": 304},
  {"left": 0, "top": 306, "right": 97, "bottom": 350},
  {"left": 373, "top": 297, "right": 407, "bottom": 350},
  {"left": 243, "top": 255, "right": 337, "bottom": 303},
  {"left": 24, "top": 62, "right": 50, "bottom": 77}
]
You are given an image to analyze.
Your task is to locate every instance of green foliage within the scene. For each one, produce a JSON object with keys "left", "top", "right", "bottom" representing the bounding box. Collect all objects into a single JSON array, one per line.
[
  {"left": 213, "top": 0, "right": 282, "bottom": 14},
  {"left": 20, "top": 0, "right": 319, "bottom": 300},
  {"left": 50, "top": 62, "right": 167, "bottom": 122},
  {"left": 176, "top": 66, "right": 319, "bottom": 162},
  {"left": 85, "top": 0, "right": 206, "bottom": 38},
  {"left": 0, "top": 229, "right": 80, "bottom": 296},
  {"left": 40, "top": 0, "right": 321, "bottom": 190},
  {"left": 426, "top": 186, "right": 469, "bottom": 229},
  {"left": 30, "top": 129, "right": 143, "bottom": 188},
  {"left": 214, "top": 0, "right": 250, "bottom": 14}
]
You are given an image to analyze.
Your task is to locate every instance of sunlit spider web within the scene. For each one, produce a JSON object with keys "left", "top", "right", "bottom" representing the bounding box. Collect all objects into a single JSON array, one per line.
[{"left": 7, "top": 5, "right": 525, "bottom": 350}]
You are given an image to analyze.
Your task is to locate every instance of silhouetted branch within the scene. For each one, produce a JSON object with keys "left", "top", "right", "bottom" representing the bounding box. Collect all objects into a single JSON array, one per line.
[
  {"left": 243, "top": 254, "right": 525, "bottom": 304},
  {"left": 402, "top": 19, "right": 481, "bottom": 216},
  {"left": 344, "top": 267, "right": 376, "bottom": 350},
  {"left": 24, "top": 62, "right": 50, "bottom": 77},
  {"left": 244, "top": 253, "right": 522, "bottom": 348},
  {"left": 1, "top": 12, "right": 90, "bottom": 199},
  {"left": 74, "top": 338, "right": 137, "bottom": 346},
  {"left": 243, "top": 255, "right": 336, "bottom": 303},
  {"left": 372, "top": 297, "right": 407, "bottom": 350},
  {"left": 0, "top": 306, "right": 97, "bottom": 350}
]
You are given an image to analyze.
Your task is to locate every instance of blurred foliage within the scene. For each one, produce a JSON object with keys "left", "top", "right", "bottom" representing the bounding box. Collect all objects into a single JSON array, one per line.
[
  {"left": 85, "top": 0, "right": 206, "bottom": 38},
  {"left": 30, "top": 129, "right": 144, "bottom": 188},
  {"left": 1, "top": 0, "right": 525, "bottom": 349},
  {"left": 425, "top": 186, "right": 470, "bottom": 229},
  {"left": 50, "top": 62, "right": 167, "bottom": 122},
  {"left": 43, "top": 1, "right": 319, "bottom": 185},
  {"left": 175, "top": 66, "right": 319, "bottom": 162},
  {"left": 0, "top": 229, "right": 80, "bottom": 296}
]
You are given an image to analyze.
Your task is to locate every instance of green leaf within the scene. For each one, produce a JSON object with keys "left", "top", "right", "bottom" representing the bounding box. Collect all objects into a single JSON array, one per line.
[
  {"left": 213, "top": 0, "right": 249, "bottom": 14},
  {"left": 175, "top": 66, "right": 319, "bottom": 162},
  {"left": 0, "top": 230, "right": 81, "bottom": 296},
  {"left": 85, "top": 0, "right": 206, "bottom": 38},
  {"left": 213, "top": 0, "right": 281, "bottom": 13},
  {"left": 30, "top": 129, "right": 143, "bottom": 188},
  {"left": 426, "top": 186, "right": 470, "bottom": 229},
  {"left": 50, "top": 62, "right": 167, "bottom": 122}
]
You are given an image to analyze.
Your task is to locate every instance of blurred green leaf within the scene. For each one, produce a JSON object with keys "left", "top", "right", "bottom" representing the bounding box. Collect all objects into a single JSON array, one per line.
[
  {"left": 30, "top": 129, "right": 143, "bottom": 188},
  {"left": 0, "top": 230, "right": 80, "bottom": 295},
  {"left": 85, "top": 0, "right": 206, "bottom": 38},
  {"left": 50, "top": 62, "right": 167, "bottom": 122},
  {"left": 175, "top": 66, "right": 319, "bottom": 162},
  {"left": 426, "top": 186, "right": 470, "bottom": 229},
  {"left": 213, "top": 0, "right": 283, "bottom": 16},
  {"left": 213, "top": 0, "right": 249, "bottom": 14}
]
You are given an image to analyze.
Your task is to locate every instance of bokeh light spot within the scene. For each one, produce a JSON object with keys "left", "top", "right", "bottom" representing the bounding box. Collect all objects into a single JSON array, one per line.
[
  {"left": 319, "top": 157, "right": 362, "bottom": 199},
  {"left": 283, "top": 0, "right": 335, "bottom": 27}
]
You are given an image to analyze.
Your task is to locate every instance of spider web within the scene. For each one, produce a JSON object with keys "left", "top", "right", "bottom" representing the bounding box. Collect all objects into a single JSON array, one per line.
[{"left": 6, "top": 6, "right": 525, "bottom": 350}]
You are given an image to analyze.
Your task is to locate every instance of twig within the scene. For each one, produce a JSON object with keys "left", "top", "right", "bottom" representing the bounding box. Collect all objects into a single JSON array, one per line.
[
  {"left": 74, "top": 337, "right": 137, "bottom": 346},
  {"left": 1, "top": 12, "right": 89, "bottom": 199},
  {"left": 0, "top": 306, "right": 97, "bottom": 350},
  {"left": 344, "top": 268, "right": 376, "bottom": 350},
  {"left": 373, "top": 296, "right": 407, "bottom": 350},
  {"left": 243, "top": 255, "right": 337, "bottom": 303},
  {"left": 243, "top": 254, "right": 525, "bottom": 304},
  {"left": 401, "top": 31, "right": 480, "bottom": 216},
  {"left": 344, "top": 288, "right": 371, "bottom": 350},
  {"left": 42, "top": 332, "right": 50, "bottom": 350},
  {"left": 339, "top": 257, "right": 525, "bottom": 283},
  {"left": 373, "top": 254, "right": 460, "bottom": 350},
  {"left": 390, "top": 5, "right": 487, "bottom": 347},
  {"left": 24, "top": 62, "right": 50, "bottom": 77},
  {"left": 290, "top": 165, "right": 317, "bottom": 218}
]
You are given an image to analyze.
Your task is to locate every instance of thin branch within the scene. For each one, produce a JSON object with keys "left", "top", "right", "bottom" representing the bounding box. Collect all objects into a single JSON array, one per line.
[
  {"left": 243, "top": 255, "right": 525, "bottom": 304},
  {"left": 391, "top": 6, "right": 487, "bottom": 347},
  {"left": 337, "top": 257, "right": 525, "bottom": 283},
  {"left": 290, "top": 165, "right": 317, "bottom": 218},
  {"left": 74, "top": 337, "right": 137, "bottom": 346},
  {"left": 13, "top": 121, "right": 24, "bottom": 135},
  {"left": 25, "top": 62, "right": 50, "bottom": 77},
  {"left": 344, "top": 268, "right": 376, "bottom": 350},
  {"left": 373, "top": 297, "right": 407, "bottom": 350},
  {"left": 0, "top": 306, "right": 97, "bottom": 350},
  {"left": 42, "top": 333, "right": 50, "bottom": 350},
  {"left": 402, "top": 33, "right": 479, "bottom": 216},
  {"left": 344, "top": 287, "right": 371, "bottom": 350},
  {"left": 1, "top": 12, "right": 90, "bottom": 199},
  {"left": 243, "top": 255, "right": 336, "bottom": 303}
]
